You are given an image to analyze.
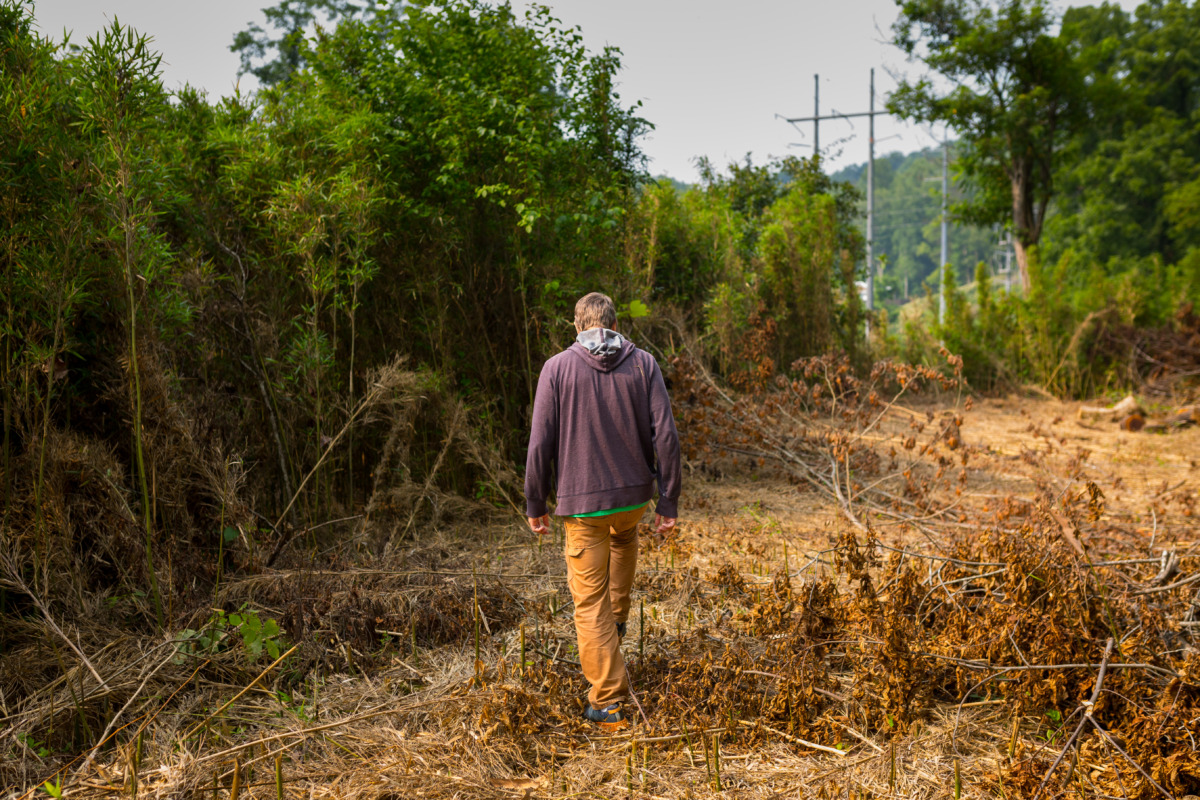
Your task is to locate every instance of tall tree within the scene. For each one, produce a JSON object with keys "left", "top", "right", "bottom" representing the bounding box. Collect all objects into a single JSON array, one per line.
[
  {"left": 888, "top": 0, "right": 1088, "bottom": 290},
  {"left": 231, "top": 0, "right": 395, "bottom": 85},
  {"left": 1047, "top": 0, "right": 1200, "bottom": 271}
]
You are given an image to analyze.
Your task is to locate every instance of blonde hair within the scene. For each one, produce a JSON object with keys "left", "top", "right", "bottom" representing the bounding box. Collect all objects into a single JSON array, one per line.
[{"left": 573, "top": 292, "right": 616, "bottom": 331}]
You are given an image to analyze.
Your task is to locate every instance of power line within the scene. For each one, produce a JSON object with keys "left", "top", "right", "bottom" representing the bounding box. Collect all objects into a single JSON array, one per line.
[{"left": 780, "top": 71, "right": 892, "bottom": 317}]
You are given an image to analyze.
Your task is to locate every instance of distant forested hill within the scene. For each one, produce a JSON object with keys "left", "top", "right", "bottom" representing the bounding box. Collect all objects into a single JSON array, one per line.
[{"left": 831, "top": 148, "right": 1009, "bottom": 307}]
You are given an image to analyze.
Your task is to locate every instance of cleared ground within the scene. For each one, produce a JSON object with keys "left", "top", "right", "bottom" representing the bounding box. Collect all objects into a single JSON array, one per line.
[{"left": 4, "top": 389, "right": 1198, "bottom": 800}]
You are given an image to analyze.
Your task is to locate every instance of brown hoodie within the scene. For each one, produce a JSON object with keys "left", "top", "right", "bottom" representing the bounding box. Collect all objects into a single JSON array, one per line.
[{"left": 524, "top": 333, "right": 681, "bottom": 518}]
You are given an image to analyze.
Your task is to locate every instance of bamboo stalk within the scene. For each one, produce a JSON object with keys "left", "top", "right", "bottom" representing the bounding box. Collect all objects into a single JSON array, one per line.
[
  {"left": 639, "top": 598, "right": 645, "bottom": 659},
  {"left": 472, "top": 565, "right": 481, "bottom": 674},
  {"left": 712, "top": 734, "right": 722, "bottom": 791},
  {"left": 127, "top": 743, "right": 137, "bottom": 798},
  {"left": 626, "top": 740, "right": 634, "bottom": 795}
]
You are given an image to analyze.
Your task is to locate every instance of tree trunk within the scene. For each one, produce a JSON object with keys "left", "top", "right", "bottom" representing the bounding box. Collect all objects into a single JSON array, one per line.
[
  {"left": 1013, "top": 237, "right": 1032, "bottom": 292},
  {"left": 1010, "top": 158, "right": 1039, "bottom": 293}
]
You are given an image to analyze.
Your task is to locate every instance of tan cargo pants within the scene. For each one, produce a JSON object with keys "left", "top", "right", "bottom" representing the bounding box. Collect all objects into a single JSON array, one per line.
[{"left": 563, "top": 505, "right": 644, "bottom": 710}]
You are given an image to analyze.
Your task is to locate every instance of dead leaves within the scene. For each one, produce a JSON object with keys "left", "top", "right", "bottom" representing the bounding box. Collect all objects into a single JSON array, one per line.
[{"left": 487, "top": 775, "right": 547, "bottom": 797}]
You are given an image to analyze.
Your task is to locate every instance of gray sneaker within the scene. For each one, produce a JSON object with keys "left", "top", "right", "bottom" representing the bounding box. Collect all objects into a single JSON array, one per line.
[{"left": 583, "top": 703, "right": 626, "bottom": 729}]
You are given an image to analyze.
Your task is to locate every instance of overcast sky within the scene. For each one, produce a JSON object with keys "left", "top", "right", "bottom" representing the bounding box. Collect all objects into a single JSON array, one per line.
[{"left": 33, "top": 0, "right": 1142, "bottom": 181}]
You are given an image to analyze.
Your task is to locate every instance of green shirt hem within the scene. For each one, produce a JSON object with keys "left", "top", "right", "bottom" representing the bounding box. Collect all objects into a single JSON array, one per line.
[{"left": 571, "top": 502, "right": 648, "bottom": 518}]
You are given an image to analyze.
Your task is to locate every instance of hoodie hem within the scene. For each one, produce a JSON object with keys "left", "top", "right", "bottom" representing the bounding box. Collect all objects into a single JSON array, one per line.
[{"left": 554, "top": 483, "right": 655, "bottom": 517}]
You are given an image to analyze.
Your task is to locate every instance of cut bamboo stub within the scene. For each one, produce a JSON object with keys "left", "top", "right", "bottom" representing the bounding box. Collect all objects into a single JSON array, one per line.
[
  {"left": 1077, "top": 394, "right": 1140, "bottom": 421},
  {"left": 712, "top": 734, "right": 722, "bottom": 791},
  {"left": 737, "top": 719, "right": 846, "bottom": 757}
]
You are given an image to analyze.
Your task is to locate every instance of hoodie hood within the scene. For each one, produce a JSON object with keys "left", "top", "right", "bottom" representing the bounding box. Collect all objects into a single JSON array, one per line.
[{"left": 571, "top": 327, "right": 636, "bottom": 372}]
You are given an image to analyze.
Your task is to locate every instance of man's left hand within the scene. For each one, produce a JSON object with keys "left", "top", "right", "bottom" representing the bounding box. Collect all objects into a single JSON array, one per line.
[
  {"left": 528, "top": 514, "right": 551, "bottom": 535},
  {"left": 654, "top": 514, "right": 676, "bottom": 533}
]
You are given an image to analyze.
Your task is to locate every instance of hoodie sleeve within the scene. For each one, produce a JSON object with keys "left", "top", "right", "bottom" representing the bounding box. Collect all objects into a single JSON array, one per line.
[
  {"left": 647, "top": 356, "right": 682, "bottom": 518},
  {"left": 524, "top": 362, "right": 558, "bottom": 518}
]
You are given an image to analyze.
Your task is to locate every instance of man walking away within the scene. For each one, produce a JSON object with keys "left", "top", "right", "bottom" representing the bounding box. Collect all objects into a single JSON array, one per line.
[{"left": 525, "top": 292, "right": 681, "bottom": 729}]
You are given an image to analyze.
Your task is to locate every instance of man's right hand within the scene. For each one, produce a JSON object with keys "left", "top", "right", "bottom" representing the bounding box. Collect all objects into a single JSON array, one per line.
[
  {"left": 654, "top": 515, "right": 676, "bottom": 533},
  {"left": 528, "top": 514, "right": 551, "bottom": 535}
]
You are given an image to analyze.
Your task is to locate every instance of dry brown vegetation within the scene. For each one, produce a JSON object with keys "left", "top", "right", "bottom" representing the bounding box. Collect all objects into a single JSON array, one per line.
[{"left": 2, "top": 355, "right": 1199, "bottom": 800}]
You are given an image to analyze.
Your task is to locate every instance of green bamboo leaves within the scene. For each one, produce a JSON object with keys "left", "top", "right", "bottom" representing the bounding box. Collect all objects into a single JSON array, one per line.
[{"left": 75, "top": 19, "right": 175, "bottom": 629}]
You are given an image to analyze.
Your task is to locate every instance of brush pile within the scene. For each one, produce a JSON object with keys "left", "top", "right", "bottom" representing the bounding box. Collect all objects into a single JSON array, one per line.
[{"left": 1094, "top": 301, "right": 1200, "bottom": 402}]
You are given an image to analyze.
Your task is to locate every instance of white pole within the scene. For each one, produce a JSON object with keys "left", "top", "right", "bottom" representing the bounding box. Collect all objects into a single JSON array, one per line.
[
  {"left": 813, "top": 74, "right": 820, "bottom": 159},
  {"left": 866, "top": 68, "right": 875, "bottom": 316},
  {"left": 939, "top": 138, "right": 948, "bottom": 325}
]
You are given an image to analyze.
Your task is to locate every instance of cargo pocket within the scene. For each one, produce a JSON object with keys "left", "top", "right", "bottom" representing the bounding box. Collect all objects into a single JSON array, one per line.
[
  {"left": 566, "top": 535, "right": 602, "bottom": 558},
  {"left": 564, "top": 518, "right": 602, "bottom": 556}
]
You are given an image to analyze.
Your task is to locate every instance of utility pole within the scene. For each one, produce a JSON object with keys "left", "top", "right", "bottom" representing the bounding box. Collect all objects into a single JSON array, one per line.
[
  {"left": 781, "top": 71, "right": 891, "bottom": 321},
  {"left": 866, "top": 68, "right": 875, "bottom": 316},
  {"left": 939, "top": 137, "right": 949, "bottom": 326},
  {"left": 783, "top": 73, "right": 884, "bottom": 164},
  {"left": 813, "top": 74, "right": 820, "bottom": 158}
]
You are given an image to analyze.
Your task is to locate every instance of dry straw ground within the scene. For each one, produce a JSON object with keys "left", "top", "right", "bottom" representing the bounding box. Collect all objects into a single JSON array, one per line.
[{"left": 2, "top": 355, "right": 1199, "bottom": 800}]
